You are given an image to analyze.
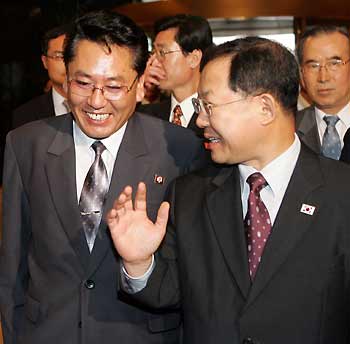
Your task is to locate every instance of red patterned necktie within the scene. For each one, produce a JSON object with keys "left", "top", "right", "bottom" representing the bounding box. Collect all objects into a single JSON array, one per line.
[
  {"left": 172, "top": 105, "right": 183, "bottom": 126},
  {"left": 244, "top": 172, "right": 272, "bottom": 280}
]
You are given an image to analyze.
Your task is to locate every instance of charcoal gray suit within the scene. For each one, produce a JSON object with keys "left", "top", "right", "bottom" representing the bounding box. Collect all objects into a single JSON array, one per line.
[{"left": 0, "top": 112, "right": 207, "bottom": 344}]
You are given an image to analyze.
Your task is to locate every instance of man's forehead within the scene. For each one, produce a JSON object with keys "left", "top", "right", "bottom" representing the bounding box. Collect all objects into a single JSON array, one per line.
[
  {"left": 199, "top": 58, "right": 232, "bottom": 97},
  {"left": 154, "top": 27, "right": 178, "bottom": 44},
  {"left": 304, "top": 32, "right": 350, "bottom": 57}
]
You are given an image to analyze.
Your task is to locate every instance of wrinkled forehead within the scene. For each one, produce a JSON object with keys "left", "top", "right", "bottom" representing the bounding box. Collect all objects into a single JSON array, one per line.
[{"left": 303, "top": 32, "right": 350, "bottom": 61}]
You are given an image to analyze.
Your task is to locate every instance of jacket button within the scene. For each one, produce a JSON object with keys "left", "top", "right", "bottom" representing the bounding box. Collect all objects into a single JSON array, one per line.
[
  {"left": 85, "top": 279, "right": 95, "bottom": 289},
  {"left": 78, "top": 321, "right": 82, "bottom": 328}
]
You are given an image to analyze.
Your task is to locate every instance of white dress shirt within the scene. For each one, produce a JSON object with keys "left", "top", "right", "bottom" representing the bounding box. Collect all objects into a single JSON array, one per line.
[
  {"left": 169, "top": 93, "right": 197, "bottom": 127},
  {"left": 52, "top": 87, "right": 70, "bottom": 116},
  {"left": 73, "top": 121, "right": 127, "bottom": 203},
  {"left": 239, "top": 134, "right": 301, "bottom": 225},
  {"left": 315, "top": 103, "right": 350, "bottom": 148}
]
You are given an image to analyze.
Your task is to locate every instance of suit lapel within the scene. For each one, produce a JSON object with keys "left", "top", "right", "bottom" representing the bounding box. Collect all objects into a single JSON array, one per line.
[
  {"left": 87, "top": 114, "right": 152, "bottom": 275},
  {"left": 205, "top": 166, "right": 251, "bottom": 299},
  {"left": 296, "top": 107, "right": 321, "bottom": 154},
  {"left": 45, "top": 115, "right": 90, "bottom": 272},
  {"left": 37, "top": 91, "right": 55, "bottom": 120},
  {"left": 244, "top": 146, "right": 324, "bottom": 309}
]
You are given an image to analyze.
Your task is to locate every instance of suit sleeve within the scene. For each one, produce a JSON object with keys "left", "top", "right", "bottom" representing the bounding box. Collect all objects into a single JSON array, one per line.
[{"left": 0, "top": 132, "right": 31, "bottom": 343}]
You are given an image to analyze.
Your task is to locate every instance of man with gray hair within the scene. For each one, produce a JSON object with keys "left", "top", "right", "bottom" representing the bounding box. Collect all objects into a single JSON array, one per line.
[{"left": 296, "top": 25, "right": 350, "bottom": 160}]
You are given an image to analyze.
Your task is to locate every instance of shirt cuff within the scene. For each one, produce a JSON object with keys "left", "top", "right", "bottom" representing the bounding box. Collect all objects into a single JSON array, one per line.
[{"left": 120, "top": 255, "right": 155, "bottom": 294}]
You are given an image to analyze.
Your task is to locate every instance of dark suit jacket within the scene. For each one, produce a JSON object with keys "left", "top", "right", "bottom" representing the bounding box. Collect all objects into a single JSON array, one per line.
[
  {"left": 12, "top": 91, "right": 55, "bottom": 129},
  {"left": 296, "top": 106, "right": 321, "bottom": 154},
  {"left": 132, "top": 145, "right": 350, "bottom": 344},
  {"left": 340, "top": 128, "right": 350, "bottom": 163},
  {"left": 138, "top": 98, "right": 203, "bottom": 137},
  {"left": 0, "top": 112, "right": 208, "bottom": 344}
]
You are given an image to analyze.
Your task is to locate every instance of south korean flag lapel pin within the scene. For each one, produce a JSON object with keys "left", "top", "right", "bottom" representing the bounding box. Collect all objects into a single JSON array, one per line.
[
  {"left": 300, "top": 203, "right": 316, "bottom": 216},
  {"left": 154, "top": 174, "right": 165, "bottom": 185}
]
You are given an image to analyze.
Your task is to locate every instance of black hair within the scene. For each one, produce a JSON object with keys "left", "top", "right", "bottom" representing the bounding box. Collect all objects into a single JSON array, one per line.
[
  {"left": 41, "top": 24, "right": 71, "bottom": 55},
  {"left": 64, "top": 10, "right": 148, "bottom": 76},
  {"left": 296, "top": 25, "right": 350, "bottom": 64},
  {"left": 201, "top": 37, "right": 299, "bottom": 114},
  {"left": 200, "top": 37, "right": 267, "bottom": 71},
  {"left": 154, "top": 14, "right": 213, "bottom": 54}
]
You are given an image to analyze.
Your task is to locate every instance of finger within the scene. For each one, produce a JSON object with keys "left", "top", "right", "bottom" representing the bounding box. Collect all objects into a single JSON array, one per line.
[
  {"left": 134, "top": 182, "right": 147, "bottom": 211},
  {"left": 148, "top": 66, "right": 166, "bottom": 79},
  {"left": 155, "top": 201, "right": 170, "bottom": 233},
  {"left": 115, "top": 185, "right": 133, "bottom": 211},
  {"left": 147, "top": 54, "right": 157, "bottom": 66},
  {"left": 145, "top": 77, "right": 160, "bottom": 87}
]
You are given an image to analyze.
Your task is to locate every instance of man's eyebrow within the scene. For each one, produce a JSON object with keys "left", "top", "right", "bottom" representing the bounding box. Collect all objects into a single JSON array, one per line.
[
  {"left": 72, "top": 71, "right": 126, "bottom": 82},
  {"left": 304, "top": 55, "right": 343, "bottom": 64}
]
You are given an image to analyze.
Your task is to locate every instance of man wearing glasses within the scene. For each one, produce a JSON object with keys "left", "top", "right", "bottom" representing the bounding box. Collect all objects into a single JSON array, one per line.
[
  {"left": 108, "top": 37, "right": 350, "bottom": 343},
  {"left": 0, "top": 10, "right": 207, "bottom": 344},
  {"left": 139, "top": 14, "right": 213, "bottom": 136},
  {"left": 296, "top": 25, "right": 350, "bottom": 160},
  {"left": 12, "top": 24, "right": 70, "bottom": 129}
]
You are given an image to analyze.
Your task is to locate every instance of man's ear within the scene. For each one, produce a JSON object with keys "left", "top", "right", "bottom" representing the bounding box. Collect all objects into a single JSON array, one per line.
[
  {"left": 258, "top": 93, "right": 277, "bottom": 126},
  {"left": 136, "top": 74, "right": 145, "bottom": 103},
  {"left": 187, "top": 49, "right": 202, "bottom": 69},
  {"left": 41, "top": 55, "right": 48, "bottom": 70}
]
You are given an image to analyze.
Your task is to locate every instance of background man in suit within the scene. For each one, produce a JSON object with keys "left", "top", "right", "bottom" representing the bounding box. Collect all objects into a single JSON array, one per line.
[
  {"left": 139, "top": 14, "right": 213, "bottom": 136},
  {"left": 0, "top": 10, "right": 207, "bottom": 344},
  {"left": 296, "top": 25, "right": 350, "bottom": 160},
  {"left": 12, "top": 24, "right": 70, "bottom": 129},
  {"left": 108, "top": 37, "right": 350, "bottom": 344}
]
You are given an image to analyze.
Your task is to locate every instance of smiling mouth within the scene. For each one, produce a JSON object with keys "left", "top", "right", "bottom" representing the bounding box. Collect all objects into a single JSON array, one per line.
[
  {"left": 85, "top": 111, "right": 110, "bottom": 121},
  {"left": 207, "top": 137, "right": 221, "bottom": 143}
]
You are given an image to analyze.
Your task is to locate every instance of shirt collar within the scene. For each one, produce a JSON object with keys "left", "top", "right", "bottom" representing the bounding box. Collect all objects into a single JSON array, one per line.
[
  {"left": 170, "top": 92, "right": 197, "bottom": 122},
  {"left": 315, "top": 102, "right": 350, "bottom": 128},
  {"left": 73, "top": 120, "right": 127, "bottom": 159},
  {"left": 239, "top": 134, "right": 301, "bottom": 197},
  {"left": 52, "top": 87, "right": 69, "bottom": 116}
]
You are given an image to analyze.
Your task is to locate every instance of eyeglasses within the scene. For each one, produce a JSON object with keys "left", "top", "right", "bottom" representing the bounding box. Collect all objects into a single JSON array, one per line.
[
  {"left": 45, "top": 52, "right": 64, "bottom": 61},
  {"left": 192, "top": 97, "right": 246, "bottom": 117},
  {"left": 152, "top": 48, "right": 182, "bottom": 59},
  {"left": 303, "top": 58, "right": 350, "bottom": 74},
  {"left": 68, "top": 75, "right": 138, "bottom": 101}
]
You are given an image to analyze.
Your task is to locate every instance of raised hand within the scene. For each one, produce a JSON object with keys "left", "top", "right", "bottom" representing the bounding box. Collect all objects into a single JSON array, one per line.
[
  {"left": 107, "top": 182, "right": 169, "bottom": 277},
  {"left": 144, "top": 54, "right": 166, "bottom": 89}
]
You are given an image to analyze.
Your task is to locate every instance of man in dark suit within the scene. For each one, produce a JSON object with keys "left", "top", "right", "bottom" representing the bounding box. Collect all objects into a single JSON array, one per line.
[
  {"left": 0, "top": 11, "right": 207, "bottom": 344},
  {"left": 138, "top": 14, "right": 213, "bottom": 137},
  {"left": 296, "top": 25, "right": 350, "bottom": 160},
  {"left": 108, "top": 37, "right": 350, "bottom": 344},
  {"left": 12, "top": 24, "right": 70, "bottom": 129}
]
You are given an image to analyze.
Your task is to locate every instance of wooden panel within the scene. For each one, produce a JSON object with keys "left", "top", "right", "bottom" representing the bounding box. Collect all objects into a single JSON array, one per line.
[{"left": 114, "top": 0, "right": 350, "bottom": 31}]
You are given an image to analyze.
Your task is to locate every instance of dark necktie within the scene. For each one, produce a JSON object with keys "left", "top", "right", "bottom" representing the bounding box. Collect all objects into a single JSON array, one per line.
[
  {"left": 321, "top": 115, "right": 341, "bottom": 160},
  {"left": 79, "top": 141, "right": 109, "bottom": 251},
  {"left": 244, "top": 172, "right": 272, "bottom": 280},
  {"left": 172, "top": 105, "right": 183, "bottom": 126}
]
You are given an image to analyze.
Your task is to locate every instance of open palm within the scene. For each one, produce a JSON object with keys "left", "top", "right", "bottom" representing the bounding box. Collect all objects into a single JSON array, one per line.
[{"left": 107, "top": 182, "right": 169, "bottom": 276}]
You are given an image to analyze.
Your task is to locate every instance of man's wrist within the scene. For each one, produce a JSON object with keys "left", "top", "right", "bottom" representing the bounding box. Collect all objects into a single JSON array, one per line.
[{"left": 123, "top": 256, "right": 153, "bottom": 278}]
